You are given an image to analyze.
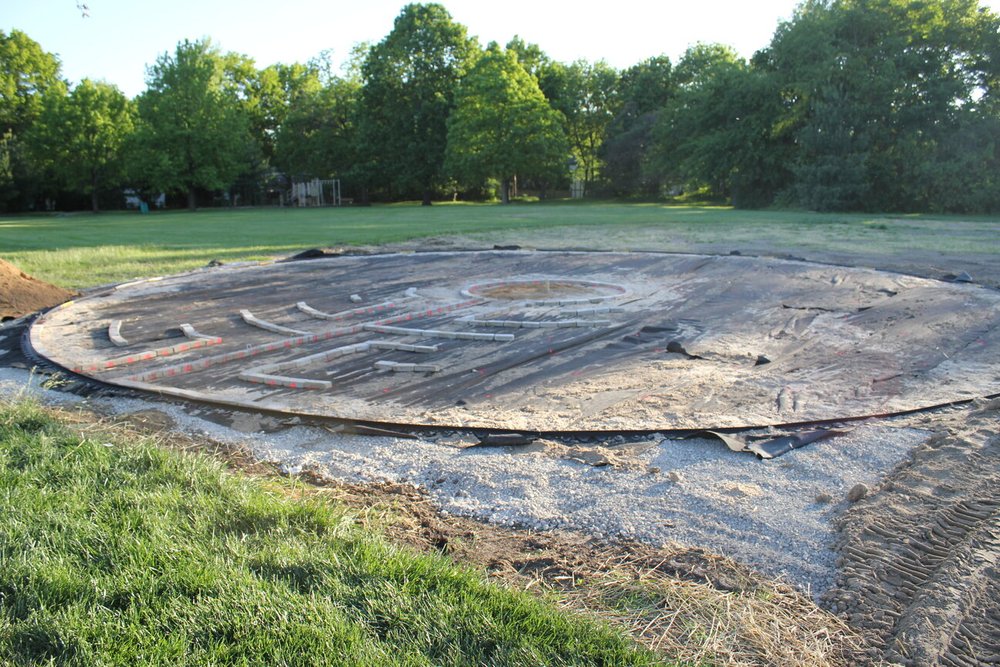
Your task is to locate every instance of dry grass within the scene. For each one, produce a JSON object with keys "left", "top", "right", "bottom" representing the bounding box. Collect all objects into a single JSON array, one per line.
[{"left": 557, "top": 550, "right": 866, "bottom": 666}]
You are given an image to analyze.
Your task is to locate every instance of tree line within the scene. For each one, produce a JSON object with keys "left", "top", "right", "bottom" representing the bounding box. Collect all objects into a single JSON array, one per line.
[{"left": 2, "top": 0, "right": 998, "bottom": 213}]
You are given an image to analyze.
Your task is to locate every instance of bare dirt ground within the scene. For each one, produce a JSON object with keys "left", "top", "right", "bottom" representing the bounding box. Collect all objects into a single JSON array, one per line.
[
  {"left": 2, "top": 220, "right": 999, "bottom": 666},
  {"left": 820, "top": 399, "right": 1000, "bottom": 667},
  {"left": 0, "top": 257, "right": 75, "bottom": 320}
]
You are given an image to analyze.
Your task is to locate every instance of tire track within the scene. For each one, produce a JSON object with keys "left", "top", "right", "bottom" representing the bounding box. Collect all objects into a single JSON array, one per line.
[{"left": 824, "top": 399, "right": 1000, "bottom": 666}]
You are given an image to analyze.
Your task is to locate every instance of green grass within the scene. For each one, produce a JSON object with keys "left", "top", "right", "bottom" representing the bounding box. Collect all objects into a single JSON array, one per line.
[
  {"left": 2, "top": 202, "right": 997, "bottom": 289},
  {"left": 0, "top": 399, "right": 657, "bottom": 666}
]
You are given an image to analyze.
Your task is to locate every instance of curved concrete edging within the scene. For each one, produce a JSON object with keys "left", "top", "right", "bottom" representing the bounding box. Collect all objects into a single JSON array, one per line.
[
  {"left": 123, "top": 300, "right": 483, "bottom": 384},
  {"left": 461, "top": 278, "right": 629, "bottom": 305},
  {"left": 108, "top": 320, "right": 128, "bottom": 347},
  {"left": 297, "top": 301, "right": 398, "bottom": 321},
  {"left": 240, "top": 309, "right": 310, "bottom": 336}
]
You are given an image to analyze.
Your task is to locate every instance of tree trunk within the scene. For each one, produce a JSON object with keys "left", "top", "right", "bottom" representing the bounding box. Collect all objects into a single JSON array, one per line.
[
  {"left": 501, "top": 178, "right": 510, "bottom": 204},
  {"left": 422, "top": 188, "right": 432, "bottom": 206},
  {"left": 90, "top": 173, "right": 99, "bottom": 213},
  {"left": 187, "top": 189, "right": 197, "bottom": 211}
]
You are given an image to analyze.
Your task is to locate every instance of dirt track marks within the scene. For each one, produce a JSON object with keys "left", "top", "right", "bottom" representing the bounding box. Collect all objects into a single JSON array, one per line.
[{"left": 825, "top": 399, "right": 1000, "bottom": 666}]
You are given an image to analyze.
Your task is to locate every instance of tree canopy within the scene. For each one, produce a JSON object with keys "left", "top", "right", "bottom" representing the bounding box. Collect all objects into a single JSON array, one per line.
[
  {"left": 760, "top": 0, "right": 1000, "bottom": 211},
  {"left": 131, "top": 39, "right": 253, "bottom": 209},
  {"left": 445, "top": 44, "right": 568, "bottom": 203},
  {"left": 357, "top": 3, "right": 477, "bottom": 205},
  {"left": 29, "top": 79, "right": 135, "bottom": 212},
  {"left": 540, "top": 59, "right": 620, "bottom": 187},
  {"left": 3, "top": 0, "right": 1000, "bottom": 213},
  {"left": 275, "top": 76, "right": 360, "bottom": 182},
  {"left": 0, "top": 29, "right": 65, "bottom": 210}
]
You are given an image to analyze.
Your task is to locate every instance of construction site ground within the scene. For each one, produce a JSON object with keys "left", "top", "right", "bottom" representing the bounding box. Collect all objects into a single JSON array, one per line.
[{"left": 1, "top": 218, "right": 998, "bottom": 666}]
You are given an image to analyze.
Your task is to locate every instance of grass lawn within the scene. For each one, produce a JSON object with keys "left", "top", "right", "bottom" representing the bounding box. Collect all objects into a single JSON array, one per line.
[
  {"left": 3, "top": 202, "right": 997, "bottom": 289},
  {"left": 0, "top": 399, "right": 656, "bottom": 666}
]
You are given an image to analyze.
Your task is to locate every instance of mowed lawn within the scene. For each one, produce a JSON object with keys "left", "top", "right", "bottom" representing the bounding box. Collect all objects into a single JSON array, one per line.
[
  {"left": 4, "top": 202, "right": 997, "bottom": 289},
  {"left": 0, "top": 400, "right": 655, "bottom": 666}
]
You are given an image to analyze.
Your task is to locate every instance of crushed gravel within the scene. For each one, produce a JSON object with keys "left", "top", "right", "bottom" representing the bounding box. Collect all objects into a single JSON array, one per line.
[{"left": 0, "top": 363, "right": 927, "bottom": 598}]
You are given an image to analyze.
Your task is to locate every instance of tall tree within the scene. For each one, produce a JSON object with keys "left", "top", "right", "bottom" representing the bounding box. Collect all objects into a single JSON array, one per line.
[
  {"left": 444, "top": 44, "right": 568, "bottom": 203},
  {"left": 236, "top": 61, "right": 323, "bottom": 166},
  {"left": 0, "top": 29, "right": 65, "bottom": 210},
  {"left": 601, "top": 55, "right": 674, "bottom": 196},
  {"left": 130, "top": 39, "right": 252, "bottom": 210},
  {"left": 650, "top": 45, "right": 791, "bottom": 207},
  {"left": 29, "top": 79, "right": 135, "bottom": 212},
  {"left": 505, "top": 36, "right": 551, "bottom": 81},
  {"left": 540, "top": 59, "right": 620, "bottom": 188},
  {"left": 760, "top": 0, "right": 1000, "bottom": 211},
  {"left": 357, "top": 3, "right": 476, "bottom": 204},
  {"left": 216, "top": 55, "right": 325, "bottom": 204},
  {"left": 274, "top": 76, "right": 360, "bottom": 183}
]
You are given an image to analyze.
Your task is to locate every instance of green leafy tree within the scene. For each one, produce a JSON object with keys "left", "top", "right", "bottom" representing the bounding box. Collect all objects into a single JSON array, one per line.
[
  {"left": 217, "top": 56, "right": 326, "bottom": 204},
  {"left": 0, "top": 29, "right": 65, "bottom": 210},
  {"left": 505, "top": 36, "right": 551, "bottom": 81},
  {"left": 914, "top": 114, "right": 1000, "bottom": 213},
  {"left": 28, "top": 79, "right": 135, "bottom": 212},
  {"left": 760, "top": 0, "right": 1000, "bottom": 211},
  {"left": 274, "top": 76, "right": 360, "bottom": 182},
  {"left": 445, "top": 44, "right": 568, "bottom": 203},
  {"left": 539, "top": 59, "right": 620, "bottom": 188},
  {"left": 130, "top": 39, "right": 252, "bottom": 210},
  {"left": 357, "top": 3, "right": 477, "bottom": 204},
  {"left": 235, "top": 61, "right": 323, "bottom": 166},
  {"left": 671, "top": 43, "right": 742, "bottom": 88},
  {"left": 601, "top": 55, "right": 674, "bottom": 196},
  {"left": 651, "top": 45, "right": 791, "bottom": 207},
  {"left": 0, "top": 30, "right": 63, "bottom": 137}
]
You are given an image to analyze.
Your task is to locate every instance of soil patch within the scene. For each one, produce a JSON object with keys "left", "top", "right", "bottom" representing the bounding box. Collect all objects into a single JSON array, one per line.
[
  {"left": 0, "top": 258, "right": 75, "bottom": 320},
  {"left": 468, "top": 278, "right": 621, "bottom": 300},
  {"left": 823, "top": 398, "right": 1000, "bottom": 665}
]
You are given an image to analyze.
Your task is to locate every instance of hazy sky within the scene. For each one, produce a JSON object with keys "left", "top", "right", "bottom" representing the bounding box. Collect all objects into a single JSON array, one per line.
[{"left": 6, "top": 0, "right": 1000, "bottom": 97}]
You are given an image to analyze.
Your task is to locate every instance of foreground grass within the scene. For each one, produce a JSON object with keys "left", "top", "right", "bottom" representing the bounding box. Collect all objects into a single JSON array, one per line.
[
  {"left": 0, "top": 399, "right": 656, "bottom": 666},
  {"left": 2, "top": 202, "right": 997, "bottom": 289}
]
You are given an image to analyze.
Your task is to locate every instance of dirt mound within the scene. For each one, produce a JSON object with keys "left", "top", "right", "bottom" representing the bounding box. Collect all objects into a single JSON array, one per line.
[
  {"left": 824, "top": 399, "right": 1000, "bottom": 665},
  {"left": 0, "top": 258, "right": 74, "bottom": 320}
]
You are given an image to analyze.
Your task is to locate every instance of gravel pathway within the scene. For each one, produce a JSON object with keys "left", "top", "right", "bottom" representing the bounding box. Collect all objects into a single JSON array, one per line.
[{"left": 0, "top": 365, "right": 927, "bottom": 597}]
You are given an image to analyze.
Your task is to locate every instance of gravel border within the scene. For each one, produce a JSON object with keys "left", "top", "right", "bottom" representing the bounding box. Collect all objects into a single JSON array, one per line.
[{"left": 0, "top": 365, "right": 927, "bottom": 597}]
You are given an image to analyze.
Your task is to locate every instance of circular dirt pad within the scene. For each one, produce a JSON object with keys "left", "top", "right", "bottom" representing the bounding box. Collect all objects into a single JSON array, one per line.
[{"left": 30, "top": 251, "right": 1000, "bottom": 431}]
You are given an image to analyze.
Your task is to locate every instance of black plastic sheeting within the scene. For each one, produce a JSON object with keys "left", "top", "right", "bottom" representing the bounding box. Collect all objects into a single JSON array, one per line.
[
  {"left": 694, "top": 429, "right": 849, "bottom": 459},
  {"left": 27, "top": 250, "right": 1000, "bottom": 445}
]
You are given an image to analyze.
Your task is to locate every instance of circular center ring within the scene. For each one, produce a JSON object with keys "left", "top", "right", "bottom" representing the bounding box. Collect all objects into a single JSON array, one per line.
[{"left": 461, "top": 278, "right": 628, "bottom": 304}]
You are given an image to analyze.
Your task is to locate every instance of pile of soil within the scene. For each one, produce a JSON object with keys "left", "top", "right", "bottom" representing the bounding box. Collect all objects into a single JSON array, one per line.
[{"left": 0, "top": 258, "right": 75, "bottom": 320}]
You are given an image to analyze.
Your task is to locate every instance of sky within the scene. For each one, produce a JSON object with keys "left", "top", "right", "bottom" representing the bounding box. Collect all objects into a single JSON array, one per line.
[{"left": 5, "top": 0, "right": 1000, "bottom": 98}]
